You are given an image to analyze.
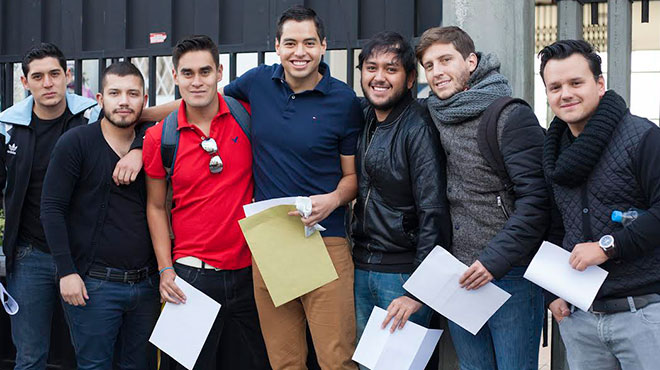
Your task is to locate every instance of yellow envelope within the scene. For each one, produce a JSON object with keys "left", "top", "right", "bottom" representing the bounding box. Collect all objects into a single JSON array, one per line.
[{"left": 239, "top": 205, "right": 339, "bottom": 307}]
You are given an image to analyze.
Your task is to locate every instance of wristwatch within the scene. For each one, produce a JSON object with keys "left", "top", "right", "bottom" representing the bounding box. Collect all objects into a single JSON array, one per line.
[{"left": 598, "top": 235, "right": 617, "bottom": 259}]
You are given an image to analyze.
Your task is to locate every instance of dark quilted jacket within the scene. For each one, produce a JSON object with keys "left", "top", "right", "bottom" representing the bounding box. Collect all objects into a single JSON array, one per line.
[{"left": 552, "top": 112, "right": 660, "bottom": 299}]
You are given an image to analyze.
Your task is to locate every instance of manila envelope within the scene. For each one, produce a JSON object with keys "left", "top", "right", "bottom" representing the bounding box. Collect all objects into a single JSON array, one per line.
[{"left": 239, "top": 205, "right": 338, "bottom": 307}]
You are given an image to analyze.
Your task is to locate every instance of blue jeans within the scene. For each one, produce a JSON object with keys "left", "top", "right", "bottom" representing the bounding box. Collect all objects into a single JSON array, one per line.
[
  {"left": 354, "top": 269, "right": 433, "bottom": 341},
  {"left": 559, "top": 300, "right": 660, "bottom": 370},
  {"left": 62, "top": 273, "right": 160, "bottom": 370},
  {"left": 6, "top": 243, "right": 61, "bottom": 370},
  {"left": 173, "top": 264, "right": 270, "bottom": 370},
  {"left": 448, "top": 266, "right": 543, "bottom": 370}
]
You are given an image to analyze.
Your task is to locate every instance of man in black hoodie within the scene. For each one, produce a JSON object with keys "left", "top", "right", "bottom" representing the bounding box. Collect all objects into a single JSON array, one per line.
[{"left": 541, "top": 39, "right": 660, "bottom": 370}]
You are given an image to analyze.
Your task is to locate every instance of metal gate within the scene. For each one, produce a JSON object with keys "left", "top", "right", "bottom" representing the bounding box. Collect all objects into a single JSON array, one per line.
[{"left": 0, "top": 0, "right": 442, "bottom": 110}]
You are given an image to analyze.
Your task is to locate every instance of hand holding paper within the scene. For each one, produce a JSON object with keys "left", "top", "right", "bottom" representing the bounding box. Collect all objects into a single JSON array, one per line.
[
  {"left": 523, "top": 241, "right": 608, "bottom": 312},
  {"left": 353, "top": 307, "right": 442, "bottom": 370},
  {"left": 403, "top": 246, "right": 511, "bottom": 335},
  {"left": 149, "top": 277, "right": 221, "bottom": 370}
]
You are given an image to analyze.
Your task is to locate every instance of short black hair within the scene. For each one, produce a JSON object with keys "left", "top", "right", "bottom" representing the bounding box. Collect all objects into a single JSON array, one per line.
[
  {"left": 22, "top": 42, "right": 67, "bottom": 76},
  {"left": 172, "top": 35, "right": 219, "bottom": 70},
  {"left": 357, "top": 31, "right": 416, "bottom": 78},
  {"left": 276, "top": 5, "right": 325, "bottom": 42},
  {"left": 101, "top": 61, "right": 145, "bottom": 93},
  {"left": 538, "top": 39, "right": 602, "bottom": 83}
]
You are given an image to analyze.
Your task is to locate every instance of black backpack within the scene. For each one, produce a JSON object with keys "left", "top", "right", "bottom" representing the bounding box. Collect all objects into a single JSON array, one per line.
[
  {"left": 476, "top": 96, "right": 532, "bottom": 197},
  {"left": 160, "top": 95, "right": 251, "bottom": 239}
]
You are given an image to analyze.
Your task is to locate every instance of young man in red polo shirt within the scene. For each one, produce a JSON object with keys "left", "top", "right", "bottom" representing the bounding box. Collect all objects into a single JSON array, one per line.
[{"left": 142, "top": 35, "right": 269, "bottom": 370}]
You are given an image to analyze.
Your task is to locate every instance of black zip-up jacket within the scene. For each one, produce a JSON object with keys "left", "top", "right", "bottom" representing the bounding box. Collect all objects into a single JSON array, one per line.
[
  {"left": 0, "top": 93, "right": 98, "bottom": 273},
  {"left": 351, "top": 93, "right": 452, "bottom": 273}
]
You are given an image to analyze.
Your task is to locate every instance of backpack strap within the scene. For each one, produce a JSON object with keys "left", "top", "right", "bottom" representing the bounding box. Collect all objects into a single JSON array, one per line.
[
  {"left": 160, "top": 109, "right": 179, "bottom": 240},
  {"left": 160, "top": 109, "right": 180, "bottom": 180},
  {"left": 477, "top": 96, "right": 530, "bottom": 195},
  {"left": 223, "top": 96, "right": 250, "bottom": 141}
]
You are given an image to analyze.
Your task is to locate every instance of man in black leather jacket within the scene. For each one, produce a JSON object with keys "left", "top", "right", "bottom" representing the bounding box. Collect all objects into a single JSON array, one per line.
[{"left": 351, "top": 32, "right": 451, "bottom": 347}]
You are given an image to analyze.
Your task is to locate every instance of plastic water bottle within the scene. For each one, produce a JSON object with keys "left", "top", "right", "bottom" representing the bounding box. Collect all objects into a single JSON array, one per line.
[{"left": 611, "top": 208, "right": 645, "bottom": 227}]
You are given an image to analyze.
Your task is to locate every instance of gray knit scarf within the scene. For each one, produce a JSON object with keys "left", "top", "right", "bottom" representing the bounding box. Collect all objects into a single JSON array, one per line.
[{"left": 427, "top": 53, "right": 512, "bottom": 125}]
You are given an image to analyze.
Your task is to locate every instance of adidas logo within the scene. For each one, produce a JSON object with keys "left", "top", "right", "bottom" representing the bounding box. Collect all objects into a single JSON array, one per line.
[{"left": 6, "top": 143, "right": 17, "bottom": 155}]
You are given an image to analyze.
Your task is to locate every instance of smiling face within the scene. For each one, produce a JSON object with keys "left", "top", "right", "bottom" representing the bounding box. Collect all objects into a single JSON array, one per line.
[
  {"left": 543, "top": 53, "right": 605, "bottom": 134},
  {"left": 420, "top": 42, "right": 476, "bottom": 100},
  {"left": 275, "top": 19, "right": 327, "bottom": 88},
  {"left": 98, "top": 73, "right": 146, "bottom": 128},
  {"left": 173, "top": 50, "right": 222, "bottom": 109},
  {"left": 21, "top": 57, "right": 70, "bottom": 117},
  {"left": 360, "top": 51, "right": 414, "bottom": 119}
]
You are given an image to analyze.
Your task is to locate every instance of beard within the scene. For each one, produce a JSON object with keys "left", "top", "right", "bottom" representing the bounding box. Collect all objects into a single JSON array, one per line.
[
  {"left": 104, "top": 105, "right": 143, "bottom": 128},
  {"left": 362, "top": 84, "right": 409, "bottom": 113}
]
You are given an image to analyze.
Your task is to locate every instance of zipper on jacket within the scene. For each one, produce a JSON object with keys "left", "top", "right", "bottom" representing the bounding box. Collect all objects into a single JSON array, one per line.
[
  {"left": 361, "top": 124, "right": 379, "bottom": 235},
  {"left": 497, "top": 196, "right": 510, "bottom": 219}
]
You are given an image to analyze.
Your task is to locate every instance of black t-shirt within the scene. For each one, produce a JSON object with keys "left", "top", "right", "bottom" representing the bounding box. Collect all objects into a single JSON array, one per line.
[
  {"left": 18, "top": 112, "right": 67, "bottom": 251},
  {"left": 94, "top": 143, "right": 154, "bottom": 270}
]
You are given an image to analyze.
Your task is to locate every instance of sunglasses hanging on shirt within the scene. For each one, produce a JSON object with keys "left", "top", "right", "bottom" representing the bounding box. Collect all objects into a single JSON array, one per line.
[{"left": 200, "top": 137, "right": 223, "bottom": 174}]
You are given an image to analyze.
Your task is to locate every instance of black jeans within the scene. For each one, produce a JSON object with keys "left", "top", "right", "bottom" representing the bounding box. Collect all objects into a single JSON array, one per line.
[{"left": 172, "top": 264, "right": 270, "bottom": 370}]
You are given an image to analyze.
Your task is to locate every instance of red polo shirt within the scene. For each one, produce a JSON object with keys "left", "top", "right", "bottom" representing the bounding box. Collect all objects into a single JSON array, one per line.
[{"left": 143, "top": 94, "right": 253, "bottom": 269}]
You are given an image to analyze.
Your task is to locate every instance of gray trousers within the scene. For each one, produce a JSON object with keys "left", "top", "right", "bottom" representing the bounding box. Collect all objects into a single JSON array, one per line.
[{"left": 558, "top": 301, "right": 660, "bottom": 370}]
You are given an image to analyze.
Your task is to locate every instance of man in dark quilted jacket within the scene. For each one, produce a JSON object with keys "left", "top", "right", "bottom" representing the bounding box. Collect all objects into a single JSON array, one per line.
[{"left": 541, "top": 39, "right": 660, "bottom": 370}]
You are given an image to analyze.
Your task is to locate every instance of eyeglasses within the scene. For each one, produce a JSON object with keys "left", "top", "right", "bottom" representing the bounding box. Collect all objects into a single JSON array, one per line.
[{"left": 200, "top": 137, "right": 223, "bottom": 174}]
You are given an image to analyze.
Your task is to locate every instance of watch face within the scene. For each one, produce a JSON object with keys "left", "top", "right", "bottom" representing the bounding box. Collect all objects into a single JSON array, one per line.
[{"left": 600, "top": 235, "right": 614, "bottom": 248}]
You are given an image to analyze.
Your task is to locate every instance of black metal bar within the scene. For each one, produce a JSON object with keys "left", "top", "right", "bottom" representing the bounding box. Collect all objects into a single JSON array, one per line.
[
  {"left": 125, "top": 56, "right": 132, "bottom": 63},
  {"left": 346, "top": 48, "right": 354, "bottom": 91},
  {"left": 3, "top": 63, "right": 14, "bottom": 108},
  {"left": 112, "top": 58, "right": 120, "bottom": 64},
  {"left": 74, "top": 59, "right": 83, "bottom": 95},
  {"left": 642, "top": 0, "right": 649, "bottom": 23},
  {"left": 591, "top": 2, "right": 599, "bottom": 25},
  {"left": 98, "top": 58, "right": 105, "bottom": 92},
  {"left": 229, "top": 52, "right": 237, "bottom": 81},
  {"left": 257, "top": 51, "right": 265, "bottom": 66},
  {"left": 148, "top": 56, "right": 157, "bottom": 106}
]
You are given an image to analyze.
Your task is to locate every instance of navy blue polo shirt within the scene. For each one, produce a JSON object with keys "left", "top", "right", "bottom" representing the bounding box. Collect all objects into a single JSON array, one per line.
[{"left": 224, "top": 62, "right": 363, "bottom": 237}]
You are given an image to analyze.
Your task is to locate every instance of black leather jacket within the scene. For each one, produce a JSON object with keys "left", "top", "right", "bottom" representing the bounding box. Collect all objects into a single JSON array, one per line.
[{"left": 351, "top": 93, "right": 452, "bottom": 273}]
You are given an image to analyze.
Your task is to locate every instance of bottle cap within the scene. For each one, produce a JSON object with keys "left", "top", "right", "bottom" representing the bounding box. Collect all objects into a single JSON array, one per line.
[{"left": 611, "top": 210, "right": 623, "bottom": 223}]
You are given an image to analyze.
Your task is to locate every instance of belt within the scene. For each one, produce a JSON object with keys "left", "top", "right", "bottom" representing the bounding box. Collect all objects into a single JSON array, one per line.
[
  {"left": 175, "top": 256, "right": 222, "bottom": 270},
  {"left": 87, "top": 265, "right": 155, "bottom": 283},
  {"left": 590, "top": 293, "right": 660, "bottom": 314}
]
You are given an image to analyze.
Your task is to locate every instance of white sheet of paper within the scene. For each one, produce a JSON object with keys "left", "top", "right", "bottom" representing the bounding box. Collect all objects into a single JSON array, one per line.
[
  {"left": 0, "top": 282, "right": 19, "bottom": 315},
  {"left": 243, "top": 197, "right": 298, "bottom": 217},
  {"left": 352, "top": 306, "right": 443, "bottom": 370},
  {"left": 149, "top": 277, "right": 221, "bottom": 370},
  {"left": 524, "top": 241, "right": 608, "bottom": 311},
  {"left": 403, "top": 246, "right": 511, "bottom": 335}
]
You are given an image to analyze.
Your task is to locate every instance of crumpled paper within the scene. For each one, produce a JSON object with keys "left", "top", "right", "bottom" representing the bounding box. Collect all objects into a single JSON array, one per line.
[
  {"left": 295, "top": 196, "right": 326, "bottom": 238},
  {"left": 1, "top": 282, "right": 18, "bottom": 315}
]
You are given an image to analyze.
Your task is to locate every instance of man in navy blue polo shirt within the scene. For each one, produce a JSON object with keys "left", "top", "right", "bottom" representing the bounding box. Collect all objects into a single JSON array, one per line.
[{"left": 224, "top": 6, "right": 362, "bottom": 370}]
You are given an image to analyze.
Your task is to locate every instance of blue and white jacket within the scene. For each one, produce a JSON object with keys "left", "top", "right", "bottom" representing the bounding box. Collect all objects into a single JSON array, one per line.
[{"left": 0, "top": 93, "right": 99, "bottom": 272}]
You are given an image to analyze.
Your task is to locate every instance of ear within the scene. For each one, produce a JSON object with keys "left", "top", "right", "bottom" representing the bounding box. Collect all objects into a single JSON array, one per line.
[
  {"left": 406, "top": 70, "right": 417, "bottom": 90},
  {"left": 466, "top": 53, "right": 478, "bottom": 73},
  {"left": 65, "top": 68, "right": 73, "bottom": 85},
  {"left": 217, "top": 64, "right": 223, "bottom": 83},
  {"left": 20, "top": 75, "right": 29, "bottom": 90},
  {"left": 96, "top": 92, "right": 104, "bottom": 109},
  {"left": 596, "top": 75, "right": 606, "bottom": 98},
  {"left": 275, "top": 38, "right": 281, "bottom": 56},
  {"left": 320, "top": 37, "right": 327, "bottom": 55},
  {"left": 172, "top": 67, "right": 179, "bottom": 86},
  {"left": 143, "top": 93, "right": 149, "bottom": 107}
]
